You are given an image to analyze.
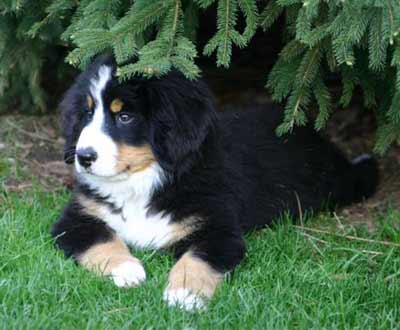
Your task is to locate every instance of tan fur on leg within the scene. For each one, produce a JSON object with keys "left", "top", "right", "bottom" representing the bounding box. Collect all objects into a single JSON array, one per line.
[
  {"left": 77, "top": 236, "right": 137, "bottom": 275},
  {"left": 77, "top": 236, "right": 146, "bottom": 287},
  {"left": 166, "top": 251, "right": 223, "bottom": 300}
]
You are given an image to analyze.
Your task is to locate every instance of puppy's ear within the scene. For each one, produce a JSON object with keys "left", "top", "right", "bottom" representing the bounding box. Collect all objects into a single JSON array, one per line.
[
  {"left": 146, "top": 72, "right": 217, "bottom": 176},
  {"left": 60, "top": 86, "right": 85, "bottom": 164},
  {"left": 60, "top": 53, "right": 116, "bottom": 164}
]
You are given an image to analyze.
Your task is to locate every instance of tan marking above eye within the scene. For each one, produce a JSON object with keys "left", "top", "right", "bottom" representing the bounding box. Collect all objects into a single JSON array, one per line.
[
  {"left": 110, "top": 98, "right": 124, "bottom": 113},
  {"left": 86, "top": 95, "right": 93, "bottom": 109}
]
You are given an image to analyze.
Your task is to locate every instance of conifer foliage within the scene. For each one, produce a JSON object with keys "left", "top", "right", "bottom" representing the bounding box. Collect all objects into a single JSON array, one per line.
[{"left": 1, "top": 0, "right": 400, "bottom": 152}]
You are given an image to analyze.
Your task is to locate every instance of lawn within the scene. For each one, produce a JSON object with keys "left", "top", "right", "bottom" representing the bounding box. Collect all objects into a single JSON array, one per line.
[
  {"left": 1, "top": 173, "right": 400, "bottom": 329},
  {"left": 0, "top": 120, "right": 400, "bottom": 329}
]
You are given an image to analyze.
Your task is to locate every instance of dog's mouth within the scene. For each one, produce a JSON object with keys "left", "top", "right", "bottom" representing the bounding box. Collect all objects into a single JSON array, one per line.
[{"left": 77, "top": 167, "right": 130, "bottom": 182}]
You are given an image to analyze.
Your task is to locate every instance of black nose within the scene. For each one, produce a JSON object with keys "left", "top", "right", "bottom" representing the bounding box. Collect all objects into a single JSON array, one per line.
[{"left": 76, "top": 148, "right": 97, "bottom": 168}]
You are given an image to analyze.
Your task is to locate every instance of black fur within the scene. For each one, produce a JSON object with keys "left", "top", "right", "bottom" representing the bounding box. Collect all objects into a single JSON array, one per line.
[
  {"left": 52, "top": 198, "right": 114, "bottom": 258},
  {"left": 52, "top": 55, "right": 379, "bottom": 275}
]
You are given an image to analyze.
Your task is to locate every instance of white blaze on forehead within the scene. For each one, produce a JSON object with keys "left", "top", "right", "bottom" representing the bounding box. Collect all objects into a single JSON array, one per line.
[
  {"left": 75, "top": 65, "right": 119, "bottom": 177},
  {"left": 90, "top": 65, "right": 112, "bottom": 105}
]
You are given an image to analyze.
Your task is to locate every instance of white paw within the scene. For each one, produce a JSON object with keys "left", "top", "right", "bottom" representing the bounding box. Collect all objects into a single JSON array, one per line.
[
  {"left": 110, "top": 260, "right": 146, "bottom": 288},
  {"left": 163, "top": 288, "right": 205, "bottom": 311}
]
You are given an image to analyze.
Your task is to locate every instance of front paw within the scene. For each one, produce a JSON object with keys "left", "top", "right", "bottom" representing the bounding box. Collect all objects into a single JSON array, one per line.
[
  {"left": 163, "top": 288, "right": 205, "bottom": 311},
  {"left": 163, "top": 251, "right": 223, "bottom": 310},
  {"left": 110, "top": 259, "right": 146, "bottom": 288}
]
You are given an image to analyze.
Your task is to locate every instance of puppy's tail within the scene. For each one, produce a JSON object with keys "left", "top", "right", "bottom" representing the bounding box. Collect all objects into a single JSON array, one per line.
[{"left": 350, "top": 154, "right": 379, "bottom": 202}]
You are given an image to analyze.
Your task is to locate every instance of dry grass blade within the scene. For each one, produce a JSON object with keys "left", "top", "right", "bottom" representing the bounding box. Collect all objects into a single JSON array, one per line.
[
  {"left": 5, "top": 119, "right": 55, "bottom": 143},
  {"left": 294, "top": 191, "right": 304, "bottom": 227},
  {"left": 294, "top": 225, "right": 400, "bottom": 248}
]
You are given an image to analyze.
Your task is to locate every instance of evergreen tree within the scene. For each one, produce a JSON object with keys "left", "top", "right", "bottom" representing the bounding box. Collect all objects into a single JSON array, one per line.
[{"left": 1, "top": 0, "right": 399, "bottom": 153}]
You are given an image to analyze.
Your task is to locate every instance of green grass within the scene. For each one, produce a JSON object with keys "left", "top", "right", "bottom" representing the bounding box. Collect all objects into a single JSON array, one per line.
[
  {"left": 1, "top": 113, "right": 400, "bottom": 329},
  {"left": 1, "top": 180, "right": 400, "bottom": 329}
]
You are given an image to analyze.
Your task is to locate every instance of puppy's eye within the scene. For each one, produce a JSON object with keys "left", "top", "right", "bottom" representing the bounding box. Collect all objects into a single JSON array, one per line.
[
  {"left": 87, "top": 108, "right": 94, "bottom": 116},
  {"left": 117, "top": 113, "right": 134, "bottom": 124}
]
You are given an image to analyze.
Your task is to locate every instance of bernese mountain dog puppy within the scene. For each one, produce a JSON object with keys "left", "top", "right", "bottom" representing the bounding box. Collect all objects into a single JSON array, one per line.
[{"left": 52, "top": 55, "right": 378, "bottom": 310}]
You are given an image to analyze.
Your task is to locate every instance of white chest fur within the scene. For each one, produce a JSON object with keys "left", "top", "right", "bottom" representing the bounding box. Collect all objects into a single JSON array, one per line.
[
  {"left": 79, "top": 164, "right": 176, "bottom": 249},
  {"left": 104, "top": 194, "right": 173, "bottom": 249}
]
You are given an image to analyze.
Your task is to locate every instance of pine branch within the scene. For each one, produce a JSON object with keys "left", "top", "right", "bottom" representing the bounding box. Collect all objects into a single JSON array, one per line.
[
  {"left": 111, "top": 0, "right": 168, "bottom": 37},
  {"left": 313, "top": 74, "right": 332, "bottom": 130},
  {"left": 203, "top": 0, "right": 257, "bottom": 67},
  {"left": 28, "top": 0, "right": 76, "bottom": 37},
  {"left": 259, "top": 1, "right": 284, "bottom": 31},
  {"left": 117, "top": 1, "right": 199, "bottom": 80},
  {"left": 268, "top": 57, "right": 302, "bottom": 102},
  {"left": 273, "top": 46, "right": 322, "bottom": 135},
  {"left": 237, "top": 0, "right": 258, "bottom": 41},
  {"left": 194, "top": 0, "right": 216, "bottom": 9},
  {"left": 375, "top": 122, "right": 400, "bottom": 154},
  {"left": 368, "top": 9, "right": 388, "bottom": 71},
  {"left": 339, "top": 65, "right": 357, "bottom": 107}
]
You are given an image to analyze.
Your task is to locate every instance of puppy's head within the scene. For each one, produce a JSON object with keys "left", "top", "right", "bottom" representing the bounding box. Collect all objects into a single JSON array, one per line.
[{"left": 61, "top": 55, "right": 216, "bottom": 180}]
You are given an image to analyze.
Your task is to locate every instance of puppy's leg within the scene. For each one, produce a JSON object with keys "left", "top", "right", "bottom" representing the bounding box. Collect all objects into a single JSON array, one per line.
[
  {"left": 163, "top": 251, "right": 223, "bottom": 310},
  {"left": 77, "top": 236, "right": 146, "bottom": 288},
  {"left": 51, "top": 200, "right": 145, "bottom": 287},
  {"left": 164, "top": 229, "right": 245, "bottom": 310}
]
